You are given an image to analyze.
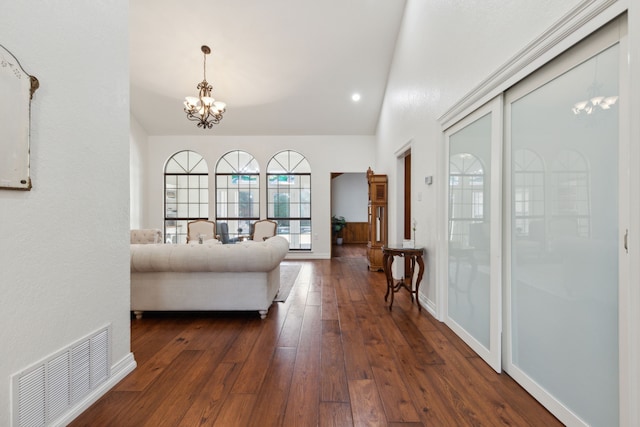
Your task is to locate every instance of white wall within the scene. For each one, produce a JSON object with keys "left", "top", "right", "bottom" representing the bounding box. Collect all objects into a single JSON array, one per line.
[
  {"left": 331, "top": 173, "right": 368, "bottom": 222},
  {"left": 376, "top": 0, "right": 582, "bottom": 310},
  {"left": 130, "top": 116, "right": 148, "bottom": 229},
  {"left": 0, "top": 2, "right": 132, "bottom": 425},
  {"left": 144, "top": 135, "right": 375, "bottom": 258}
]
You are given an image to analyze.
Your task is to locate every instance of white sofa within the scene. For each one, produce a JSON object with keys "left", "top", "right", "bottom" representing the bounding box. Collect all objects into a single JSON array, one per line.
[{"left": 130, "top": 235, "right": 289, "bottom": 319}]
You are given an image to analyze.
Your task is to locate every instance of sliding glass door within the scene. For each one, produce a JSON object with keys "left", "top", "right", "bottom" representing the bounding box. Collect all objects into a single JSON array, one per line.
[
  {"left": 504, "top": 24, "right": 622, "bottom": 426},
  {"left": 445, "top": 98, "right": 502, "bottom": 373}
]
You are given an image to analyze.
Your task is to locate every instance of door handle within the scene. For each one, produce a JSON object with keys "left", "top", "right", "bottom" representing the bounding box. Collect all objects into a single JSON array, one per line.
[{"left": 624, "top": 229, "right": 628, "bottom": 253}]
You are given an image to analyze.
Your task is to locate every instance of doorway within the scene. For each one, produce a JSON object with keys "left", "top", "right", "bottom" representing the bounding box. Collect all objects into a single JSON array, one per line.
[
  {"left": 404, "top": 152, "right": 412, "bottom": 276},
  {"left": 330, "top": 172, "right": 368, "bottom": 257}
]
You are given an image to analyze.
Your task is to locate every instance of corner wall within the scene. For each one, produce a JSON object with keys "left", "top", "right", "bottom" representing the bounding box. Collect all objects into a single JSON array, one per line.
[
  {"left": 0, "top": 2, "right": 132, "bottom": 425},
  {"left": 131, "top": 116, "right": 149, "bottom": 229}
]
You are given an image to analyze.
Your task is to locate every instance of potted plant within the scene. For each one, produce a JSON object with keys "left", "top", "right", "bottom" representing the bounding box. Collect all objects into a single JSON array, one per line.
[{"left": 331, "top": 215, "right": 347, "bottom": 245}]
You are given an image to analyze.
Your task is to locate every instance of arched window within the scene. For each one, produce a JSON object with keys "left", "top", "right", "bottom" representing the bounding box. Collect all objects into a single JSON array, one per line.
[
  {"left": 267, "top": 150, "right": 311, "bottom": 250},
  {"left": 164, "top": 150, "right": 208, "bottom": 244},
  {"left": 215, "top": 150, "right": 260, "bottom": 243}
]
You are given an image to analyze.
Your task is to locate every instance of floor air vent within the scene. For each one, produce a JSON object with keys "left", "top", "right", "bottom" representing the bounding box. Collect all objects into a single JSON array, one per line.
[{"left": 12, "top": 326, "right": 111, "bottom": 427}]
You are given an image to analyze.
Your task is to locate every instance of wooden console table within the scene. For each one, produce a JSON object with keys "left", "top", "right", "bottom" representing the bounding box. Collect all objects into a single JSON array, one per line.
[{"left": 382, "top": 245, "right": 426, "bottom": 311}]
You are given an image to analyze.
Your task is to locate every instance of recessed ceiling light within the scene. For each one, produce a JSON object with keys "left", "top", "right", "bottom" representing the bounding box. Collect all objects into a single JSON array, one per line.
[{"left": 351, "top": 93, "right": 361, "bottom": 102}]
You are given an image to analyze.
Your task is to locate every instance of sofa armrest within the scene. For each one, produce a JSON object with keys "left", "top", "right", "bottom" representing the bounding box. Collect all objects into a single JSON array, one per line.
[{"left": 131, "top": 229, "right": 162, "bottom": 244}]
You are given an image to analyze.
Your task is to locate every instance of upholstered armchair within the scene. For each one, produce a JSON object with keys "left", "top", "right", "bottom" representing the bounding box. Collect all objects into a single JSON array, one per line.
[
  {"left": 187, "top": 219, "right": 217, "bottom": 243},
  {"left": 251, "top": 219, "right": 278, "bottom": 241}
]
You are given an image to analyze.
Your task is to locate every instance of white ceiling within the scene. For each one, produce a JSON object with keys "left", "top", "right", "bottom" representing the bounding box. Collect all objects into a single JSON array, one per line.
[{"left": 130, "top": 0, "right": 407, "bottom": 136}]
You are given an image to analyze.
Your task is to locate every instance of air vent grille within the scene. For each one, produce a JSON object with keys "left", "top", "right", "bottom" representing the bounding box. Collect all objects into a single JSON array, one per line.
[
  {"left": 17, "top": 367, "right": 45, "bottom": 427},
  {"left": 12, "top": 326, "right": 111, "bottom": 427},
  {"left": 47, "top": 353, "right": 70, "bottom": 420},
  {"left": 91, "top": 330, "right": 109, "bottom": 386},
  {"left": 70, "top": 341, "right": 90, "bottom": 403}
]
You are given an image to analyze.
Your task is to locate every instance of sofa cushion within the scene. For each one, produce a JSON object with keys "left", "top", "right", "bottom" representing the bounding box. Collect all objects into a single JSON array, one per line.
[{"left": 131, "top": 235, "right": 289, "bottom": 273}]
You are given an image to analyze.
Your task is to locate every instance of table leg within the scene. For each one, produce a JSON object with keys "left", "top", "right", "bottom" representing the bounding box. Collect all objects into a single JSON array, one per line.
[
  {"left": 414, "top": 254, "right": 425, "bottom": 311},
  {"left": 409, "top": 255, "right": 416, "bottom": 302},
  {"left": 383, "top": 252, "right": 393, "bottom": 302},
  {"left": 385, "top": 253, "right": 397, "bottom": 310}
]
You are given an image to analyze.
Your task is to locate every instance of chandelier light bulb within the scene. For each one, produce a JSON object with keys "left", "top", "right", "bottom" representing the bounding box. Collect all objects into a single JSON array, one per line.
[{"left": 571, "top": 94, "right": 618, "bottom": 115}]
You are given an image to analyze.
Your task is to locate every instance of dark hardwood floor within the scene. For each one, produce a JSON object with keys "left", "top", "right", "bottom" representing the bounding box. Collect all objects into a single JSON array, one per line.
[{"left": 71, "top": 244, "right": 561, "bottom": 426}]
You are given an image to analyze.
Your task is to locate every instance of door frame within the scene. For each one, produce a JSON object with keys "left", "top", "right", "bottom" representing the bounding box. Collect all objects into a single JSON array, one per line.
[{"left": 394, "top": 141, "right": 412, "bottom": 280}]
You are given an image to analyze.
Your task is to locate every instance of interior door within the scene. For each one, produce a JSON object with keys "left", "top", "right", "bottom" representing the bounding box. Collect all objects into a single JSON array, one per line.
[
  {"left": 404, "top": 152, "right": 411, "bottom": 276},
  {"left": 503, "top": 19, "right": 623, "bottom": 426},
  {"left": 445, "top": 96, "right": 502, "bottom": 373}
]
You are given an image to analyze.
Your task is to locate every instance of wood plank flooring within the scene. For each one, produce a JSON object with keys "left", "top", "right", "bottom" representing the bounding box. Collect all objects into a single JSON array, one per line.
[{"left": 70, "top": 244, "right": 561, "bottom": 426}]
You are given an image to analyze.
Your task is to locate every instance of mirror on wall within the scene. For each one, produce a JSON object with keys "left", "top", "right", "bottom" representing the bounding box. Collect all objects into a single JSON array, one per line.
[{"left": 0, "top": 44, "right": 38, "bottom": 190}]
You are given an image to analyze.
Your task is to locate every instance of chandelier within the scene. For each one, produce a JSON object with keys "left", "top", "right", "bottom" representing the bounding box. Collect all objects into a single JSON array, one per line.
[
  {"left": 572, "top": 95, "right": 618, "bottom": 115},
  {"left": 571, "top": 56, "right": 618, "bottom": 115},
  {"left": 184, "top": 45, "right": 226, "bottom": 129}
]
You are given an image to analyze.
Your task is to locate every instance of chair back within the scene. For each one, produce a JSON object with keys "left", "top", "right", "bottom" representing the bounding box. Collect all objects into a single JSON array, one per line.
[
  {"left": 252, "top": 219, "right": 277, "bottom": 241},
  {"left": 216, "top": 221, "right": 230, "bottom": 244},
  {"left": 187, "top": 220, "right": 216, "bottom": 243}
]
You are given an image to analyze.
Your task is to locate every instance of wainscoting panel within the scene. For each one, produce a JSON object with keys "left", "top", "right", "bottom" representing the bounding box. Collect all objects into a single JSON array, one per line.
[{"left": 342, "top": 222, "right": 368, "bottom": 244}]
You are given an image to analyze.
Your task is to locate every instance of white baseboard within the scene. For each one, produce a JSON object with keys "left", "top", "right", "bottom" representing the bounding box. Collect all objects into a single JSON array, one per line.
[
  {"left": 419, "top": 293, "right": 438, "bottom": 320},
  {"left": 52, "top": 352, "right": 137, "bottom": 427},
  {"left": 285, "top": 251, "right": 330, "bottom": 260}
]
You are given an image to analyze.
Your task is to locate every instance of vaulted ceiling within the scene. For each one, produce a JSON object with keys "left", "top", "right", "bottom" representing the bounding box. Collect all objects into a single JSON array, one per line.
[{"left": 130, "top": 0, "right": 407, "bottom": 136}]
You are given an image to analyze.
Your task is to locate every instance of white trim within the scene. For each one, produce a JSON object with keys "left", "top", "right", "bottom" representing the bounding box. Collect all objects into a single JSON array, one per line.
[
  {"left": 489, "top": 95, "right": 504, "bottom": 373},
  {"left": 619, "top": 4, "right": 640, "bottom": 425},
  {"left": 435, "top": 129, "right": 447, "bottom": 322},
  {"left": 439, "top": 0, "right": 627, "bottom": 130},
  {"left": 626, "top": 0, "right": 640, "bottom": 421},
  {"left": 392, "top": 143, "right": 411, "bottom": 279},
  {"left": 506, "top": 368, "right": 589, "bottom": 426},
  {"left": 418, "top": 292, "right": 437, "bottom": 317},
  {"left": 394, "top": 139, "right": 412, "bottom": 158},
  {"left": 618, "top": 15, "right": 631, "bottom": 427},
  {"left": 52, "top": 352, "right": 137, "bottom": 427}
]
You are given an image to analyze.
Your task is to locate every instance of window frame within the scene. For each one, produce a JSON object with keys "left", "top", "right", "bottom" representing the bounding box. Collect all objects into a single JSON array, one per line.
[
  {"left": 266, "top": 150, "right": 311, "bottom": 251},
  {"left": 164, "top": 150, "right": 209, "bottom": 244},
  {"left": 215, "top": 150, "right": 260, "bottom": 242}
]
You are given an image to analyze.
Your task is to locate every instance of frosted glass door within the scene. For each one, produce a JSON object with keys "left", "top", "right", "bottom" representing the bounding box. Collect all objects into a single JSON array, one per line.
[
  {"left": 507, "top": 44, "right": 619, "bottom": 426},
  {"left": 446, "top": 97, "right": 502, "bottom": 373}
]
